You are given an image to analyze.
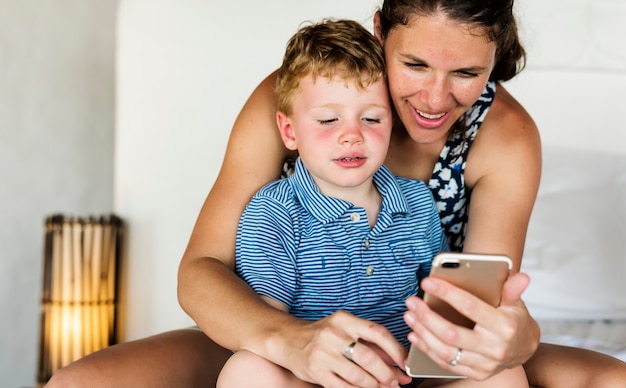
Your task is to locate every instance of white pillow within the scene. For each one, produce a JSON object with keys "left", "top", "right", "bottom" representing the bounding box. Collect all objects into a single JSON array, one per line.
[{"left": 521, "top": 146, "right": 626, "bottom": 320}]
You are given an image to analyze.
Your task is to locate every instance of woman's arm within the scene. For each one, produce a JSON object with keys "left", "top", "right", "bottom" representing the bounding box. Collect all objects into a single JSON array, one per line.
[
  {"left": 404, "top": 83, "right": 542, "bottom": 380},
  {"left": 177, "top": 71, "right": 291, "bottom": 349},
  {"left": 462, "top": 84, "right": 542, "bottom": 271},
  {"left": 177, "top": 71, "right": 410, "bottom": 387}
]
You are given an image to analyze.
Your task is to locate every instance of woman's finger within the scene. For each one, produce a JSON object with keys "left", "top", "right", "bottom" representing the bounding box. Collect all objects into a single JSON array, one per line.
[
  {"left": 333, "top": 312, "right": 408, "bottom": 368},
  {"left": 306, "top": 312, "right": 410, "bottom": 387},
  {"left": 333, "top": 341, "right": 408, "bottom": 388},
  {"left": 405, "top": 309, "right": 504, "bottom": 381},
  {"left": 418, "top": 277, "right": 497, "bottom": 332},
  {"left": 501, "top": 272, "right": 530, "bottom": 306},
  {"left": 405, "top": 300, "right": 475, "bottom": 369}
]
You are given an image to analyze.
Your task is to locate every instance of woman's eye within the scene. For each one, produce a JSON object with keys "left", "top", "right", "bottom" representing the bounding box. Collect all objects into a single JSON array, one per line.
[
  {"left": 456, "top": 70, "right": 479, "bottom": 78},
  {"left": 405, "top": 62, "right": 426, "bottom": 69}
]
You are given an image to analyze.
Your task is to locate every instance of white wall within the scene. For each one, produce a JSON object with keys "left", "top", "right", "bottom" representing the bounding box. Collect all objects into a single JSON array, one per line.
[
  {"left": 505, "top": 0, "right": 626, "bottom": 154},
  {"left": 116, "top": 0, "right": 383, "bottom": 341},
  {"left": 0, "top": 1, "right": 117, "bottom": 386},
  {"left": 116, "top": 0, "right": 626, "bottom": 343}
]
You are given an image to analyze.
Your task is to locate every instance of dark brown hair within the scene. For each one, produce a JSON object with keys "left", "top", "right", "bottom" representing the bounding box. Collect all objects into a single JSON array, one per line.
[{"left": 378, "top": 0, "right": 526, "bottom": 82}]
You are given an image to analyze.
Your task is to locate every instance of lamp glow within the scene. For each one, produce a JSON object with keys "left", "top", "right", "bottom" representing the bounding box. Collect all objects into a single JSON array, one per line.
[{"left": 37, "top": 214, "right": 123, "bottom": 385}]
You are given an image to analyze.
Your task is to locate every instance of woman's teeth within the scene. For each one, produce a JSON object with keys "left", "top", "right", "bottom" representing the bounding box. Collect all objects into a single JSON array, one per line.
[{"left": 417, "top": 110, "right": 445, "bottom": 119}]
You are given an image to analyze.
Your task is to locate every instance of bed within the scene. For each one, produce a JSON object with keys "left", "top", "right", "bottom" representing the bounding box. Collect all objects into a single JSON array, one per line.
[{"left": 519, "top": 145, "right": 626, "bottom": 362}]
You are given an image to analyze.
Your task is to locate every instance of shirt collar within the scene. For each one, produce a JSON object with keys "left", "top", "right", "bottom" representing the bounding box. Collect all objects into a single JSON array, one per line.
[{"left": 288, "top": 157, "right": 410, "bottom": 223}]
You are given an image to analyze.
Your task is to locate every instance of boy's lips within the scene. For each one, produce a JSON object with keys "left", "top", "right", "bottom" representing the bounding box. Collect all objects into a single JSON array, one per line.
[{"left": 334, "top": 155, "right": 367, "bottom": 168}]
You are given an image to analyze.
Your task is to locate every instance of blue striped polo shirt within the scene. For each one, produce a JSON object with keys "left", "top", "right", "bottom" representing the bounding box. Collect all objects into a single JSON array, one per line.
[{"left": 235, "top": 157, "right": 448, "bottom": 349}]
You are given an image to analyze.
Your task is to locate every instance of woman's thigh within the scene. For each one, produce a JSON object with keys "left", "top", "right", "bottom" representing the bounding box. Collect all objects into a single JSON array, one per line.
[
  {"left": 525, "top": 342, "right": 626, "bottom": 388},
  {"left": 46, "top": 328, "right": 232, "bottom": 388}
]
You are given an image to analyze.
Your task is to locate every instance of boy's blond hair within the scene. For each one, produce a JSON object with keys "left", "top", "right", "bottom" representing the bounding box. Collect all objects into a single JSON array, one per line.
[{"left": 276, "top": 19, "right": 386, "bottom": 115}]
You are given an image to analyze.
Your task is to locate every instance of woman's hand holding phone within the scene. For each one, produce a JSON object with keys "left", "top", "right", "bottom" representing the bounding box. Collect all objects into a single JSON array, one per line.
[{"left": 403, "top": 253, "right": 540, "bottom": 381}]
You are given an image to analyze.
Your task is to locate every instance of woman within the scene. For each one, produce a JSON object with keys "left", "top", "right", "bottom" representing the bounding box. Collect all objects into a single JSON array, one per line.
[{"left": 47, "top": 1, "right": 626, "bottom": 387}]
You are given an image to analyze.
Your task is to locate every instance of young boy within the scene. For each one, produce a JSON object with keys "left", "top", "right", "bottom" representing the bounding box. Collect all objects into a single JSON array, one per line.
[{"left": 217, "top": 19, "right": 526, "bottom": 388}]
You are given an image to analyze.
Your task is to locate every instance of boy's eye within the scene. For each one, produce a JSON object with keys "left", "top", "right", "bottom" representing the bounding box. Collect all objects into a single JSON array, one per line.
[
  {"left": 318, "top": 118, "right": 337, "bottom": 125},
  {"left": 363, "top": 117, "right": 381, "bottom": 124}
]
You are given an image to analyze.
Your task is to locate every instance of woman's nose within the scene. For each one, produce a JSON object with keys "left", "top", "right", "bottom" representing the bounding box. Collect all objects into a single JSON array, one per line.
[{"left": 422, "top": 75, "right": 451, "bottom": 111}]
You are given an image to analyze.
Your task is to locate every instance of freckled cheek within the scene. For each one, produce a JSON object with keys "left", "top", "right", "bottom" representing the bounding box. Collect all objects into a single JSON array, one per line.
[
  {"left": 387, "top": 67, "right": 488, "bottom": 110},
  {"left": 387, "top": 70, "right": 418, "bottom": 99},
  {"left": 453, "top": 82, "right": 488, "bottom": 108}
]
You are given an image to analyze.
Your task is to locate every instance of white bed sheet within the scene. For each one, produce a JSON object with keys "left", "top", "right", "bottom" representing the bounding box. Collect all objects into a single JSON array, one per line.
[
  {"left": 522, "top": 147, "right": 626, "bottom": 321},
  {"left": 521, "top": 146, "right": 626, "bottom": 362},
  {"left": 539, "top": 320, "right": 626, "bottom": 362}
]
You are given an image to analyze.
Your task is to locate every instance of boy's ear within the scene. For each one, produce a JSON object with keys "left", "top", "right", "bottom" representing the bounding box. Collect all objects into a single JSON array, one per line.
[
  {"left": 373, "top": 11, "right": 384, "bottom": 43},
  {"left": 276, "top": 111, "right": 298, "bottom": 151}
]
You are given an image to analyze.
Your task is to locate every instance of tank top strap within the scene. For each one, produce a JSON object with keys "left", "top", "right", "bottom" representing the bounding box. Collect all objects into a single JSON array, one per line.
[{"left": 429, "top": 81, "right": 496, "bottom": 251}]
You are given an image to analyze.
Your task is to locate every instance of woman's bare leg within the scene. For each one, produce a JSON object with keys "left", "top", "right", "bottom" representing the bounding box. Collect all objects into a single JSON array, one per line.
[
  {"left": 45, "top": 328, "right": 232, "bottom": 388},
  {"left": 524, "top": 342, "right": 626, "bottom": 388}
]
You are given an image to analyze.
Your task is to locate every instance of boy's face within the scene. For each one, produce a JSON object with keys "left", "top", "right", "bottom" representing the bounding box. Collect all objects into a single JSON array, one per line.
[{"left": 277, "top": 74, "right": 392, "bottom": 197}]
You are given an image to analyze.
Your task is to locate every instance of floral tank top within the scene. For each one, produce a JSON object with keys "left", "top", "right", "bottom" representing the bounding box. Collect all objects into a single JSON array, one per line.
[
  {"left": 429, "top": 81, "right": 496, "bottom": 251},
  {"left": 281, "top": 81, "right": 496, "bottom": 252}
]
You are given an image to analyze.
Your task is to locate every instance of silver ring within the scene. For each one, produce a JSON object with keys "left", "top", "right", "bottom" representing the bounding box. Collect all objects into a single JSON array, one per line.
[
  {"left": 344, "top": 341, "right": 357, "bottom": 361},
  {"left": 449, "top": 348, "right": 463, "bottom": 367}
]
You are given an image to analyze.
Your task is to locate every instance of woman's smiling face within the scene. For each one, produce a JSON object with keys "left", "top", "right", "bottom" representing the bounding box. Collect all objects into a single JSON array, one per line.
[{"left": 379, "top": 12, "right": 496, "bottom": 144}]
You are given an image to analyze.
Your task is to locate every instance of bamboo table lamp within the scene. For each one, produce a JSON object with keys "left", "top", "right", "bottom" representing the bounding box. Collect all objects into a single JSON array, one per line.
[{"left": 37, "top": 214, "right": 123, "bottom": 385}]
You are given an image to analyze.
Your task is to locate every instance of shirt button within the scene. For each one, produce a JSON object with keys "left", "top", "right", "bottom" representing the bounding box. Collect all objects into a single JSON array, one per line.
[
  {"left": 366, "top": 265, "right": 375, "bottom": 276},
  {"left": 364, "top": 240, "right": 370, "bottom": 249},
  {"left": 350, "top": 213, "right": 360, "bottom": 222}
]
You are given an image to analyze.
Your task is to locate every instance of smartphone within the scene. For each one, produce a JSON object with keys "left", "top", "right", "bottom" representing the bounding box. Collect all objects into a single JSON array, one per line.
[{"left": 405, "top": 252, "right": 512, "bottom": 379}]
